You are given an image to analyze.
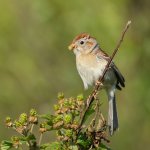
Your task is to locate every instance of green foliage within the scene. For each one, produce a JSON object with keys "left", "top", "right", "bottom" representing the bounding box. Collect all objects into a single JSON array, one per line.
[
  {"left": 1, "top": 141, "right": 13, "bottom": 150},
  {"left": 76, "top": 133, "right": 92, "bottom": 149},
  {"left": 82, "top": 103, "right": 96, "bottom": 124},
  {"left": 98, "top": 143, "right": 111, "bottom": 150},
  {"left": 46, "top": 142, "right": 64, "bottom": 150},
  {"left": 1, "top": 94, "right": 109, "bottom": 150}
]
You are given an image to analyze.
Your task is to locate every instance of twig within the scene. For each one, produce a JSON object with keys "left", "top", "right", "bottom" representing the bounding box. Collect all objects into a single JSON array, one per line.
[
  {"left": 38, "top": 133, "right": 43, "bottom": 146},
  {"left": 30, "top": 124, "right": 34, "bottom": 133},
  {"left": 78, "top": 20, "right": 131, "bottom": 131},
  {"left": 100, "top": 112, "right": 105, "bottom": 124},
  {"left": 93, "top": 99, "right": 100, "bottom": 125},
  {"left": 89, "top": 99, "right": 100, "bottom": 129},
  {"left": 27, "top": 140, "right": 32, "bottom": 149}
]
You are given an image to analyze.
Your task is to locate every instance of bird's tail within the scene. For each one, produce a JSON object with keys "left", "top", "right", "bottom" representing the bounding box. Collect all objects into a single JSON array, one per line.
[{"left": 107, "top": 88, "right": 119, "bottom": 135}]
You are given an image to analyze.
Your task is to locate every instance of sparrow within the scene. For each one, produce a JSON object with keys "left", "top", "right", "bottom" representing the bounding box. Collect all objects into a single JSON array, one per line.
[{"left": 68, "top": 33, "right": 125, "bottom": 135}]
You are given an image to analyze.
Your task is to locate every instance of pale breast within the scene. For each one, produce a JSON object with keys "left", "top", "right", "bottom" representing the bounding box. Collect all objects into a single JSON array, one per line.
[{"left": 76, "top": 54, "right": 107, "bottom": 89}]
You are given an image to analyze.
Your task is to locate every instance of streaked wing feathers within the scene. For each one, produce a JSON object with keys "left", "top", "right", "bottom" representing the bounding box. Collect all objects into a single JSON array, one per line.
[
  {"left": 96, "top": 48, "right": 125, "bottom": 90},
  {"left": 112, "top": 65, "right": 125, "bottom": 90}
]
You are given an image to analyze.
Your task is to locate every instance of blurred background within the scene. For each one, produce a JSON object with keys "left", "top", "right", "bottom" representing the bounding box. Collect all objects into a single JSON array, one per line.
[{"left": 0, "top": 0, "right": 150, "bottom": 149}]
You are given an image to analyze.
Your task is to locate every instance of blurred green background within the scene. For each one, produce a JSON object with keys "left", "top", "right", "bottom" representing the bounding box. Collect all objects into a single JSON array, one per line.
[{"left": 0, "top": 0, "right": 150, "bottom": 149}]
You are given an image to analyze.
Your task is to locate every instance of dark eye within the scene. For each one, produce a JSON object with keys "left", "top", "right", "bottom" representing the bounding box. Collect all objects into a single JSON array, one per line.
[{"left": 80, "top": 41, "right": 84, "bottom": 45}]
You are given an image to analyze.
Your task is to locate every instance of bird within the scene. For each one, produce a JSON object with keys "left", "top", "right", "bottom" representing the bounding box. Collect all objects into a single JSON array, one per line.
[{"left": 68, "top": 33, "right": 125, "bottom": 135}]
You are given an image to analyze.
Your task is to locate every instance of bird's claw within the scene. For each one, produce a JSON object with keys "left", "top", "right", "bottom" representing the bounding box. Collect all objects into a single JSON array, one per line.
[
  {"left": 95, "top": 80, "right": 103, "bottom": 87},
  {"left": 107, "top": 66, "right": 112, "bottom": 70}
]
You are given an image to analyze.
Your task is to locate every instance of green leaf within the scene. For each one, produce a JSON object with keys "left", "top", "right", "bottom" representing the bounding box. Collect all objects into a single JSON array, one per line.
[
  {"left": 1, "top": 140, "right": 13, "bottom": 150},
  {"left": 40, "top": 143, "right": 51, "bottom": 149},
  {"left": 19, "top": 134, "right": 36, "bottom": 144},
  {"left": 82, "top": 103, "right": 95, "bottom": 124},
  {"left": 44, "top": 142, "right": 64, "bottom": 150},
  {"left": 98, "top": 143, "right": 111, "bottom": 150},
  {"left": 39, "top": 114, "right": 54, "bottom": 121},
  {"left": 27, "top": 134, "right": 36, "bottom": 141},
  {"left": 77, "top": 133, "right": 91, "bottom": 148},
  {"left": 77, "top": 139, "right": 91, "bottom": 148}
]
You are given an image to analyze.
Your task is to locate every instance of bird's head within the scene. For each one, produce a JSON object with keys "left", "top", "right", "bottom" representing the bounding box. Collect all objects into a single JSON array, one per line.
[{"left": 68, "top": 33, "right": 99, "bottom": 55}]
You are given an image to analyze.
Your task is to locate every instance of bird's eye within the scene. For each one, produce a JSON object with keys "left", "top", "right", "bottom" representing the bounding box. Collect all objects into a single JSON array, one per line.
[{"left": 80, "top": 41, "right": 84, "bottom": 45}]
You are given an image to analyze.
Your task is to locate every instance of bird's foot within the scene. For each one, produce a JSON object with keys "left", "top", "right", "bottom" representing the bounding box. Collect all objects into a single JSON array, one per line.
[{"left": 95, "top": 80, "right": 103, "bottom": 87}]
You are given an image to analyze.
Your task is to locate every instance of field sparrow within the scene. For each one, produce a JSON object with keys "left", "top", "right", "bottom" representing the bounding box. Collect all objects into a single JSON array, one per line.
[{"left": 68, "top": 33, "right": 125, "bottom": 135}]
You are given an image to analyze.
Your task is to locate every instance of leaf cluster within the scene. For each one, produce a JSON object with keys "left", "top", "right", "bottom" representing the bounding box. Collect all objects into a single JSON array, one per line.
[{"left": 1, "top": 93, "right": 110, "bottom": 150}]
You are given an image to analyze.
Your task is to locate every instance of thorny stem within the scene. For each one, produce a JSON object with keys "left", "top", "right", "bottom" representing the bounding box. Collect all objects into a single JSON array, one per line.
[{"left": 78, "top": 20, "right": 131, "bottom": 133}]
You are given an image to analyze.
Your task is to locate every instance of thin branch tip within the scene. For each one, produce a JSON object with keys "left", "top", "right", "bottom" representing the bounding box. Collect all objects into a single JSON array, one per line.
[
  {"left": 128, "top": 20, "right": 132, "bottom": 24},
  {"left": 126, "top": 20, "right": 132, "bottom": 28}
]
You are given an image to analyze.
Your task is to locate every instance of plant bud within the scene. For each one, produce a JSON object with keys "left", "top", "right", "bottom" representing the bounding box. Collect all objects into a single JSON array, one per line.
[
  {"left": 30, "top": 109, "right": 37, "bottom": 116},
  {"left": 57, "top": 92, "right": 64, "bottom": 100},
  {"left": 5, "top": 117, "right": 13, "bottom": 128},
  {"left": 39, "top": 123, "right": 47, "bottom": 133},
  {"left": 29, "top": 116, "right": 38, "bottom": 124},
  {"left": 19, "top": 113, "right": 27, "bottom": 125},
  {"left": 77, "top": 94, "right": 84, "bottom": 101},
  {"left": 53, "top": 121, "right": 64, "bottom": 129},
  {"left": 63, "top": 114, "right": 72, "bottom": 124},
  {"left": 11, "top": 136, "right": 20, "bottom": 149},
  {"left": 54, "top": 104, "right": 60, "bottom": 111},
  {"left": 65, "top": 129, "right": 73, "bottom": 137}
]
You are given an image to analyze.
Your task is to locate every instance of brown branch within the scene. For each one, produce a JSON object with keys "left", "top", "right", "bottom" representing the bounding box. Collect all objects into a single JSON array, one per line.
[{"left": 78, "top": 20, "right": 131, "bottom": 131}]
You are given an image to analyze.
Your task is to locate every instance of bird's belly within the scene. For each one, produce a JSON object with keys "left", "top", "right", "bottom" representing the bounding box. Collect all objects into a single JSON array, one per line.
[{"left": 76, "top": 61, "right": 105, "bottom": 89}]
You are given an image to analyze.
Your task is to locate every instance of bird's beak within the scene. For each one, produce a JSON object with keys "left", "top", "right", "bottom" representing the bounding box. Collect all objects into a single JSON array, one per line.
[{"left": 68, "top": 43, "right": 75, "bottom": 51}]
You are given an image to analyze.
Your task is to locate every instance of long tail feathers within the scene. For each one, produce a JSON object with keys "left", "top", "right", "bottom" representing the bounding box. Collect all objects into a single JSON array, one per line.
[{"left": 107, "top": 90, "right": 119, "bottom": 135}]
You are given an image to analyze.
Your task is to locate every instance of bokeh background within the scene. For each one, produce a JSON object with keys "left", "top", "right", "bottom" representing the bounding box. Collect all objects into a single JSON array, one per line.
[{"left": 0, "top": 0, "right": 150, "bottom": 149}]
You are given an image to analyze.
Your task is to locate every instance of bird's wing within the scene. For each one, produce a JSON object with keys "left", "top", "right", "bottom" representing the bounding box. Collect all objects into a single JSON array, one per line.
[
  {"left": 95, "top": 48, "right": 125, "bottom": 90},
  {"left": 95, "top": 48, "right": 110, "bottom": 61},
  {"left": 112, "top": 64, "right": 125, "bottom": 89}
]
